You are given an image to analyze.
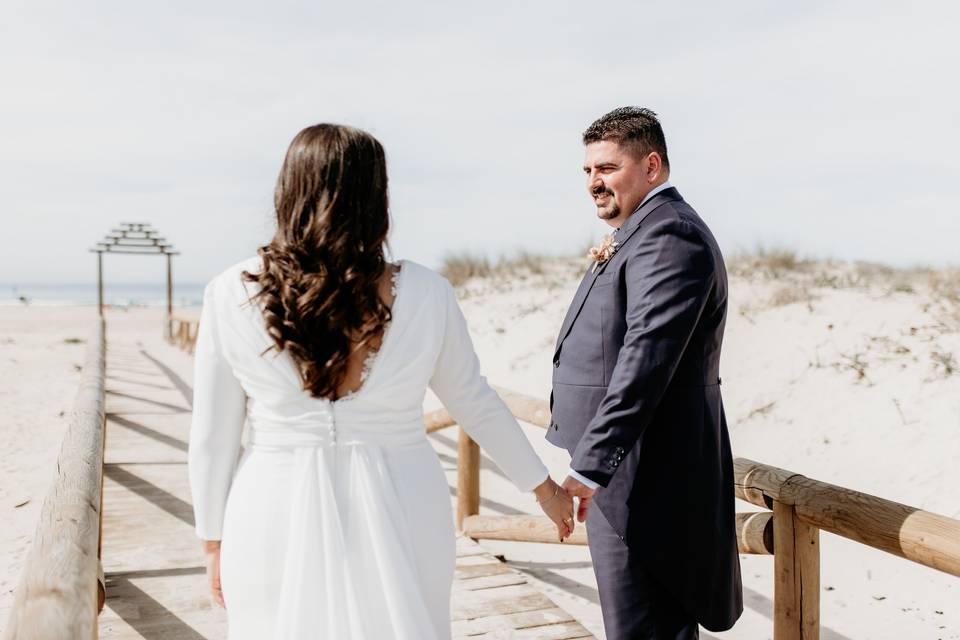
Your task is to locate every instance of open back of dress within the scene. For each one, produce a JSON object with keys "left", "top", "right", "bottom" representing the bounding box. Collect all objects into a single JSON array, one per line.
[{"left": 188, "top": 257, "right": 548, "bottom": 639}]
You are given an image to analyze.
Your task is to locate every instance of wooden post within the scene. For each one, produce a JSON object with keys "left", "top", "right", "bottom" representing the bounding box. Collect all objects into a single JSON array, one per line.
[
  {"left": 773, "top": 500, "right": 820, "bottom": 640},
  {"left": 164, "top": 253, "right": 173, "bottom": 340},
  {"left": 456, "top": 427, "right": 480, "bottom": 530},
  {"left": 96, "top": 251, "right": 104, "bottom": 317}
]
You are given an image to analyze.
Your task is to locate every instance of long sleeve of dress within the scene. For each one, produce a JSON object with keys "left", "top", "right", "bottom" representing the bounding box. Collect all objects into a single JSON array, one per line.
[
  {"left": 188, "top": 280, "right": 247, "bottom": 540},
  {"left": 429, "top": 280, "right": 549, "bottom": 493}
]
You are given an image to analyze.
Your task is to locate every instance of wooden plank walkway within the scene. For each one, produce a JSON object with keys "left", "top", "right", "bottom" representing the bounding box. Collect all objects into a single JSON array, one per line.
[{"left": 97, "top": 333, "right": 594, "bottom": 639}]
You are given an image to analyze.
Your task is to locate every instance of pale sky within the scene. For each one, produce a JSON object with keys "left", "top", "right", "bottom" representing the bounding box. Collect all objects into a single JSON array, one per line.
[{"left": 1, "top": 1, "right": 958, "bottom": 284}]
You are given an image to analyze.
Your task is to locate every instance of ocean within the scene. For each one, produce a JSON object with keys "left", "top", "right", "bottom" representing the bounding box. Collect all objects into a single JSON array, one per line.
[{"left": 0, "top": 282, "right": 206, "bottom": 307}]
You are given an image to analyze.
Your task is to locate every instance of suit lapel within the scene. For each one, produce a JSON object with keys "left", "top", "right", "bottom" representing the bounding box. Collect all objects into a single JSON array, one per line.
[{"left": 553, "top": 187, "right": 683, "bottom": 358}]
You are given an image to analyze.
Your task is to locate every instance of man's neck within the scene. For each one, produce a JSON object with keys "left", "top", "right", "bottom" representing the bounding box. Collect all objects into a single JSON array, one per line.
[{"left": 608, "top": 180, "right": 673, "bottom": 229}]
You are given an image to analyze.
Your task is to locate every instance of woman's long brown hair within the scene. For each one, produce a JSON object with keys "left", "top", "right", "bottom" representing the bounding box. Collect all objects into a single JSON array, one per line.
[{"left": 243, "top": 124, "right": 391, "bottom": 400}]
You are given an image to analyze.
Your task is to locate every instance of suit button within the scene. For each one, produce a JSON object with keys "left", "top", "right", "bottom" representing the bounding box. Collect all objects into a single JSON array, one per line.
[{"left": 552, "top": 422, "right": 558, "bottom": 431}]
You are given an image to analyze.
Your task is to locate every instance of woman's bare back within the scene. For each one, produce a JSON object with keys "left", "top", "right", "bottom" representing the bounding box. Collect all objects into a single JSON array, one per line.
[{"left": 334, "top": 263, "right": 401, "bottom": 399}]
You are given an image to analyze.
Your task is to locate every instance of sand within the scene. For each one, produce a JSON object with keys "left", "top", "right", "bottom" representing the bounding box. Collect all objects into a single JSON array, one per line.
[{"left": 2, "top": 256, "right": 958, "bottom": 638}]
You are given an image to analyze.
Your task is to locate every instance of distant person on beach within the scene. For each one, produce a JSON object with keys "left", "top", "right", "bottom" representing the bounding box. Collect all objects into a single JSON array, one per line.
[
  {"left": 547, "top": 107, "right": 744, "bottom": 639},
  {"left": 187, "top": 124, "right": 574, "bottom": 639}
]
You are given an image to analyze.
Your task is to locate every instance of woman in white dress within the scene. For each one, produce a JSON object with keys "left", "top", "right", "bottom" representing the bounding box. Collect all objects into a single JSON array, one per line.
[{"left": 188, "top": 124, "right": 574, "bottom": 639}]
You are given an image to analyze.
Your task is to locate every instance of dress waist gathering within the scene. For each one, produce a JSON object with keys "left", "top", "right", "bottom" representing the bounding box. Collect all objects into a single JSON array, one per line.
[{"left": 246, "top": 412, "right": 428, "bottom": 451}]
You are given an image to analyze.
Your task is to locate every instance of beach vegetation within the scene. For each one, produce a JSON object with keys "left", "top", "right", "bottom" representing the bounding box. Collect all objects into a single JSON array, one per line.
[
  {"left": 440, "top": 253, "right": 493, "bottom": 287},
  {"left": 931, "top": 350, "right": 956, "bottom": 378}
]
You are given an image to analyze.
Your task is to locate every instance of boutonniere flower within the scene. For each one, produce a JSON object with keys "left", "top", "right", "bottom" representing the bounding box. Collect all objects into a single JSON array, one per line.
[{"left": 588, "top": 233, "right": 619, "bottom": 273}]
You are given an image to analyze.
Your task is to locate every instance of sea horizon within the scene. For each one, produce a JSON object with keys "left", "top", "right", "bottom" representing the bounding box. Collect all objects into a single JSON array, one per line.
[{"left": 0, "top": 281, "right": 206, "bottom": 307}]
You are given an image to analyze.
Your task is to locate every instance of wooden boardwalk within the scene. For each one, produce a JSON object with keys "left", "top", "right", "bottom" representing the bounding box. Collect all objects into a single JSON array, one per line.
[{"left": 96, "top": 333, "right": 594, "bottom": 639}]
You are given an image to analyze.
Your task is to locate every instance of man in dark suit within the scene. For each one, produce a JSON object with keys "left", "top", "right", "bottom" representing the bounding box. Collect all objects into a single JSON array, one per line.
[{"left": 548, "top": 107, "right": 743, "bottom": 639}]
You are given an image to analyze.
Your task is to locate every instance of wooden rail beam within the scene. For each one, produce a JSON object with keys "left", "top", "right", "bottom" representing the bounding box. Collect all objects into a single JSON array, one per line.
[
  {"left": 3, "top": 319, "right": 107, "bottom": 640},
  {"left": 736, "top": 510, "right": 775, "bottom": 555},
  {"left": 463, "top": 512, "right": 775, "bottom": 554},
  {"left": 735, "top": 457, "right": 960, "bottom": 577},
  {"left": 462, "top": 515, "right": 589, "bottom": 545}
]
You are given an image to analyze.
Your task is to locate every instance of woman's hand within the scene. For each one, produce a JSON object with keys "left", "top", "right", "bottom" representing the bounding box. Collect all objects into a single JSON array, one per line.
[
  {"left": 203, "top": 540, "right": 225, "bottom": 608},
  {"left": 533, "top": 477, "right": 575, "bottom": 541}
]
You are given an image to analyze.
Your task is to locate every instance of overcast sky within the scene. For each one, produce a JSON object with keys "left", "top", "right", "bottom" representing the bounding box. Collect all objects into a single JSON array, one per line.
[{"left": 1, "top": 1, "right": 957, "bottom": 284}]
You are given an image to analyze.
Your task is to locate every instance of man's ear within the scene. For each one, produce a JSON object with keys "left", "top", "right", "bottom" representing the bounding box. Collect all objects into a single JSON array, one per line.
[{"left": 646, "top": 152, "right": 664, "bottom": 182}]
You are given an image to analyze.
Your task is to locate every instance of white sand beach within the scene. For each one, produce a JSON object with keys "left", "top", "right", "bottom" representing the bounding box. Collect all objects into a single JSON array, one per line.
[{"left": 2, "top": 255, "right": 958, "bottom": 638}]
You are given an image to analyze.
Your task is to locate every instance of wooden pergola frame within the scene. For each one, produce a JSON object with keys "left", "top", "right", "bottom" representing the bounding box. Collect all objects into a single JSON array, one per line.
[{"left": 89, "top": 222, "right": 179, "bottom": 338}]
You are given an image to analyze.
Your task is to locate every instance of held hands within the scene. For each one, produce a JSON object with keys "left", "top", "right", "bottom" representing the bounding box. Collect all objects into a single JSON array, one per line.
[
  {"left": 533, "top": 477, "right": 575, "bottom": 541},
  {"left": 203, "top": 540, "right": 225, "bottom": 608},
  {"left": 561, "top": 475, "right": 597, "bottom": 523}
]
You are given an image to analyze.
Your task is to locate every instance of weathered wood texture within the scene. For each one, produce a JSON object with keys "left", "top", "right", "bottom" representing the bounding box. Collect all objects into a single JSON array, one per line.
[
  {"left": 464, "top": 512, "right": 774, "bottom": 555},
  {"left": 463, "top": 515, "right": 589, "bottom": 546},
  {"left": 772, "top": 501, "right": 820, "bottom": 640},
  {"left": 96, "top": 341, "right": 225, "bottom": 638},
  {"left": 452, "top": 537, "right": 594, "bottom": 639},
  {"left": 4, "top": 320, "right": 107, "bottom": 640},
  {"left": 168, "top": 318, "right": 198, "bottom": 355},
  {"left": 93, "top": 339, "right": 594, "bottom": 638},
  {"left": 490, "top": 386, "right": 551, "bottom": 428},
  {"left": 736, "top": 510, "right": 775, "bottom": 555},
  {"left": 456, "top": 428, "right": 481, "bottom": 530},
  {"left": 736, "top": 457, "right": 960, "bottom": 576}
]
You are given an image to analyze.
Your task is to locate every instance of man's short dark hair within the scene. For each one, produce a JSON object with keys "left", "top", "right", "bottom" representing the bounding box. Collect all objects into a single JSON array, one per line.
[{"left": 582, "top": 107, "right": 669, "bottom": 169}]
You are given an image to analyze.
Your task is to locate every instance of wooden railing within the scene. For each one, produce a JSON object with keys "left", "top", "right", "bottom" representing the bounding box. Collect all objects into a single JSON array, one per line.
[
  {"left": 427, "top": 389, "right": 960, "bottom": 640},
  {"left": 3, "top": 319, "right": 108, "bottom": 640},
  {"left": 168, "top": 316, "right": 198, "bottom": 354},
  {"left": 164, "top": 317, "right": 960, "bottom": 639}
]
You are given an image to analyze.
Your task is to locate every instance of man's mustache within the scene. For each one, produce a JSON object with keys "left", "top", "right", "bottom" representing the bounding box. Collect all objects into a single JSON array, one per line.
[{"left": 592, "top": 188, "right": 613, "bottom": 198}]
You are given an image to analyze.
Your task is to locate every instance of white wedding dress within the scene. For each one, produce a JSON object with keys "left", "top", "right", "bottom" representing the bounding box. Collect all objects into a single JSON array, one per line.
[{"left": 188, "top": 257, "right": 549, "bottom": 640}]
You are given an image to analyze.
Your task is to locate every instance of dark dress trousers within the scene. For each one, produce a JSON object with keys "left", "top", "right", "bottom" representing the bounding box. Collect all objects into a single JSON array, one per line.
[{"left": 547, "top": 187, "right": 743, "bottom": 636}]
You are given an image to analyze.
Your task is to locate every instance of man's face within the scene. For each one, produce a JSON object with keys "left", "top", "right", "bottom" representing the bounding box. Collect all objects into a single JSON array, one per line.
[{"left": 583, "top": 140, "right": 654, "bottom": 226}]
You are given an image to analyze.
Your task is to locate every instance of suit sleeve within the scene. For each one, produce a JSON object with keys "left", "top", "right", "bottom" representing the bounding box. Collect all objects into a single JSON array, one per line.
[
  {"left": 429, "top": 279, "right": 549, "bottom": 492},
  {"left": 570, "top": 217, "right": 715, "bottom": 487},
  {"left": 188, "top": 280, "right": 247, "bottom": 540}
]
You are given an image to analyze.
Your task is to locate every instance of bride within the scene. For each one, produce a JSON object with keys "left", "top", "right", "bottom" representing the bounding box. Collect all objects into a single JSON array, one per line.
[{"left": 188, "top": 123, "right": 574, "bottom": 639}]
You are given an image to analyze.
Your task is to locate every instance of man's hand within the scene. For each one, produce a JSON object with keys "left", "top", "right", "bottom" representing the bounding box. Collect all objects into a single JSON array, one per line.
[{"left": 562, "top": 475, "right": 597, "bottom": 522}]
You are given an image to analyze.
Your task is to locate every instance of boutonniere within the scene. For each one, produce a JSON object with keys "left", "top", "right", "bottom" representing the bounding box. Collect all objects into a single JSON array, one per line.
[{"left": 588, "top": 233, "right": 619, "bottom": 273}]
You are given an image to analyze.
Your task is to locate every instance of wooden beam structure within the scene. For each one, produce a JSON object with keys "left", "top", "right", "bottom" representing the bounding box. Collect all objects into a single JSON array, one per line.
[
  {"left": 735, "top": 457, "right": 960, "bottom": 577},
  {"left": 89, "top": 222, "right": 179, "bottom": 338}
]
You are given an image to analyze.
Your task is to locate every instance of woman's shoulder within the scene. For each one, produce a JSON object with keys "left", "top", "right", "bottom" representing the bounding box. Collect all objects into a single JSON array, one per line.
[
  {"left": 397, "top": 259, "right": 455, "bottom": 296},
  {"left": 205, "top": 256, "right": 263, "bottom": 300}
]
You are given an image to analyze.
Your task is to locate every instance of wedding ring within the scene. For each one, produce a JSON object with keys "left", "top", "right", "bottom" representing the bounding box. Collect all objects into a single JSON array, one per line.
[{"left": 563, "top": 517, "right": 572, "bottom": 524}]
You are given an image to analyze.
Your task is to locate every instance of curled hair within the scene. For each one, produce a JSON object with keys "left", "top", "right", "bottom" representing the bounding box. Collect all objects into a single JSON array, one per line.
[
  {"left": 243, "top": 124, "right": 391, "bottom": 400},
  {"left": 582, "top": 106, "right": 669, "bottom": 169}
]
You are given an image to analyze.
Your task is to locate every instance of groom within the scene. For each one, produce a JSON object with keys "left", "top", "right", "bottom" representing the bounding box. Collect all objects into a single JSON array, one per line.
[{"left": 547, "top": 107, "right": 743, "bottom": 639}]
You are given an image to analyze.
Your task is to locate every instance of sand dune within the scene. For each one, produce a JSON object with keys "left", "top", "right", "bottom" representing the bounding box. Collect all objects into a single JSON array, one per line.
[
  {"left": 442, "top": 254, "right": 959, "bottom": 639},
  {"left": 1, "top": 255, "right": 957, "bottom": 638}
]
